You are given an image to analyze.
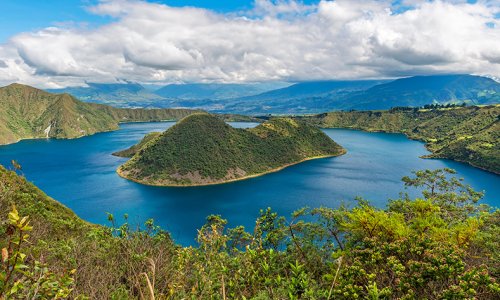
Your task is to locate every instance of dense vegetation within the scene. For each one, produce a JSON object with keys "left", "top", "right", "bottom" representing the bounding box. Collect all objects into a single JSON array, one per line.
[
  {"left": 117, "top": 113, "right": 345, "bottom": 186},
  {"left": 1, "top": 164, "right": 499, "bottom": 299},
  {"left": 300, "top": 105, "right": 500, "bottom": 174},
  {"left": 0, "top": 83, "right": 200, "bottom": 145},
  {"left": 0, "top": 83, "right": 118, "bottom": 145},
  {"left": 94, "top": 104, "right": 201, "bottom": 123}
]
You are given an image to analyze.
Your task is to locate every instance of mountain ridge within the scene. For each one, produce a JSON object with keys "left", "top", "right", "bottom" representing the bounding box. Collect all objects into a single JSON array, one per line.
[
  {"left": 47, "top": 82, "right": 165, "bottom": 108},
  {"left": 43, "top": 75, "right": 500, "bottom": 113},
  {"left": 0, "top": 83, "right": 201, "bottom": 145},
  {"left": 154, "top": 82, "right": 290, "bottom": 100},
  {"left": 224, "top": 75, "right": 500, "bottom": 113},
  {"left": 221, "top": 80, "right": 385, "bottom": 114},
  {"left": 336, "top": 74, "right": 500, "bottom": 110}
]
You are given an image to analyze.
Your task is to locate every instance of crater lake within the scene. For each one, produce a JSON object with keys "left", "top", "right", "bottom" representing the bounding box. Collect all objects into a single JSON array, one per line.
[{"left": 0, "top": 121, "right": 498, "bottom": 245}]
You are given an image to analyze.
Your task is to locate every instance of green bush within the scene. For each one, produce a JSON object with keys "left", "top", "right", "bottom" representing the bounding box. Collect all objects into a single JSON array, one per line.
[{"left": 1, "top": 165, "right": 499, "bottom": 299}]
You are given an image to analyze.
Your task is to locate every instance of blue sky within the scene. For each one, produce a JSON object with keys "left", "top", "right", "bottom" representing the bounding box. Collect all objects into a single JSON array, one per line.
[
  {"left": 0, "top": 0, "right": 321, "bottom": 42},
  {"left": 0, "top": 1, "right": 102, "bottom": 42},
  {"left": 0, "top": 0, "right": 486, "bottom": 42}
]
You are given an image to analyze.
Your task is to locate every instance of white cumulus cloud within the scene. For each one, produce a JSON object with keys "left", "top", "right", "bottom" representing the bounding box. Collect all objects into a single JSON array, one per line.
[{"left": 0, "top": 0, "right": 499, "bottom": 88}]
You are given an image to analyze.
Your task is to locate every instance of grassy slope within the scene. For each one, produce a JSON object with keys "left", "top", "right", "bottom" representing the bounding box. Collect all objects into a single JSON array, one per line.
[
  {"left": 0, "top": 164, "right": 174, "bottom": 299},
  {"left": 118, "top": 113, "right": 345, "bottom": 186},
  {"left": 0, "top": 84, "right": 118, "bottom": 144},
  {"left": 0, "top": 165, "right": 96, "bottom": 281},
  {"left": 0, "top": 84, "right": 200, "bottom": 145},
  {"left": 0, "top": 166, "right": 90, "bottom": 238},
  {"left": 301, "top": 105, "right": 500, "bottom": 173}
]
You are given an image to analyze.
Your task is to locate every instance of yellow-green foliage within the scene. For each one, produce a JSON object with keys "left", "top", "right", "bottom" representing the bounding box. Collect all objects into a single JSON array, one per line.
[
  {"left": 1, "top": 206, "right": 75, "bottom": 299},
  {"left": 1, "top": 165, "right": 499, "bottom": 299}
]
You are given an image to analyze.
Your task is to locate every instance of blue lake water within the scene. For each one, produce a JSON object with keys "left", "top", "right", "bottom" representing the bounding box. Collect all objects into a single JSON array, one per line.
[{"left": 0, "top": 122, "right": 498, "bottom": 245}]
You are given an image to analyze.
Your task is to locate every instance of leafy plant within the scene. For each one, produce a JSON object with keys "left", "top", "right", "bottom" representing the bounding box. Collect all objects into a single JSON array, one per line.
[
  {"left": 1, "top": 166, "right": 499, "bottom": 299},
  {"left": 1, "top": 206, "right": 75, "bottom": 299}
]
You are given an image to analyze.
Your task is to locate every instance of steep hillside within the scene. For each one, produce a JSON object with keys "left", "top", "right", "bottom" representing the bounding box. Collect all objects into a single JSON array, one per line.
[
  {"left": 337, "top": 74, "right": 500, "bottom": 110},
  {"left": 0, "top": 83, "right": 200, "bottom": 145},
  {"left": 0, "top": 83, "right": 119, "bottom": 144},
  {"left": 117, "top": 114, "right": 345, "bottom": 186},
  {"left": 1, "top": 164, "right": 498, "bottom": 299},
  {"left": 301, "top": 105, "right": 500, "bottom": 173}
]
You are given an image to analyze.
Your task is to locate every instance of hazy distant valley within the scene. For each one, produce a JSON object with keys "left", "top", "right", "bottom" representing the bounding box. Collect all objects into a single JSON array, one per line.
[{"left": 48, "top": 74, "right": 500, "bottom": 114}]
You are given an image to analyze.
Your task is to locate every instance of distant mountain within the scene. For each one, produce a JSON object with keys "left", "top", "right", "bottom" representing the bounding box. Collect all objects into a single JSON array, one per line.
[
  {"left": 47, "top": 82, "right": 166, "bottom": 108},
  {"left": 153, "top": 82, "right": 291, "bottom": 110},
  {"left": 154, "top": 82, "right": 290, "bottom": 100},
  {"left": 220, "top": 75, "right": 500, "bottom": 114},
  {"left": 48, "top": 82, "right": 290, "bottom": 110},
  {"left": 336, "top": 74, "right": 500, "bottom": 110},
  {"left": 46, "top": 75, "right": 500, "bottom": 114},
  {"left": 0, "top": 83, "right": 200, "bottom": 145},
  {"left": 237, "top": 80, "right": 383, "bottom": 101},
  {"left": 117, "top": 113, "right": 345, "bottom": 186},
  {"left": 222, "top": 80, "right": 385, "bottom": 113}
]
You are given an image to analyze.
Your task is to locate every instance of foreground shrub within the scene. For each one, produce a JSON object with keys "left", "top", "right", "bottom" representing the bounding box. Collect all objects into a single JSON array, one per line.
[{"left": 1, "top": 166, "right": 499, "bottom": 299}]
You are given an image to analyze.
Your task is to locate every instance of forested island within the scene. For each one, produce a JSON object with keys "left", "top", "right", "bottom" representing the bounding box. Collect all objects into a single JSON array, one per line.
[{"left": 116, "top": 113, "right": 345, "bottom": 186}]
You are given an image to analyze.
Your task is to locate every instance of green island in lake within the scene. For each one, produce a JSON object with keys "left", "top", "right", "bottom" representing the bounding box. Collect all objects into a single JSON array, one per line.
[{"left": 115, "top": 113, "right": 346, "bottom": 186}]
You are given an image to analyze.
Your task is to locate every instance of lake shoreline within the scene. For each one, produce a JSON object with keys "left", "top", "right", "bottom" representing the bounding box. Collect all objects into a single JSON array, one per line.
[
  {"left": 319, "top": 126, "right": 500, "bottom": 175},
  {"left": 116, "top": 149, "right": 347, "bottom": 188}
]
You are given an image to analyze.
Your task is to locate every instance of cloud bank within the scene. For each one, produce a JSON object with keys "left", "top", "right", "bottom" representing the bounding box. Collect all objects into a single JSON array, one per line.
[{"left": 0, "top": 0, "right": 499, "bottom": 88}]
